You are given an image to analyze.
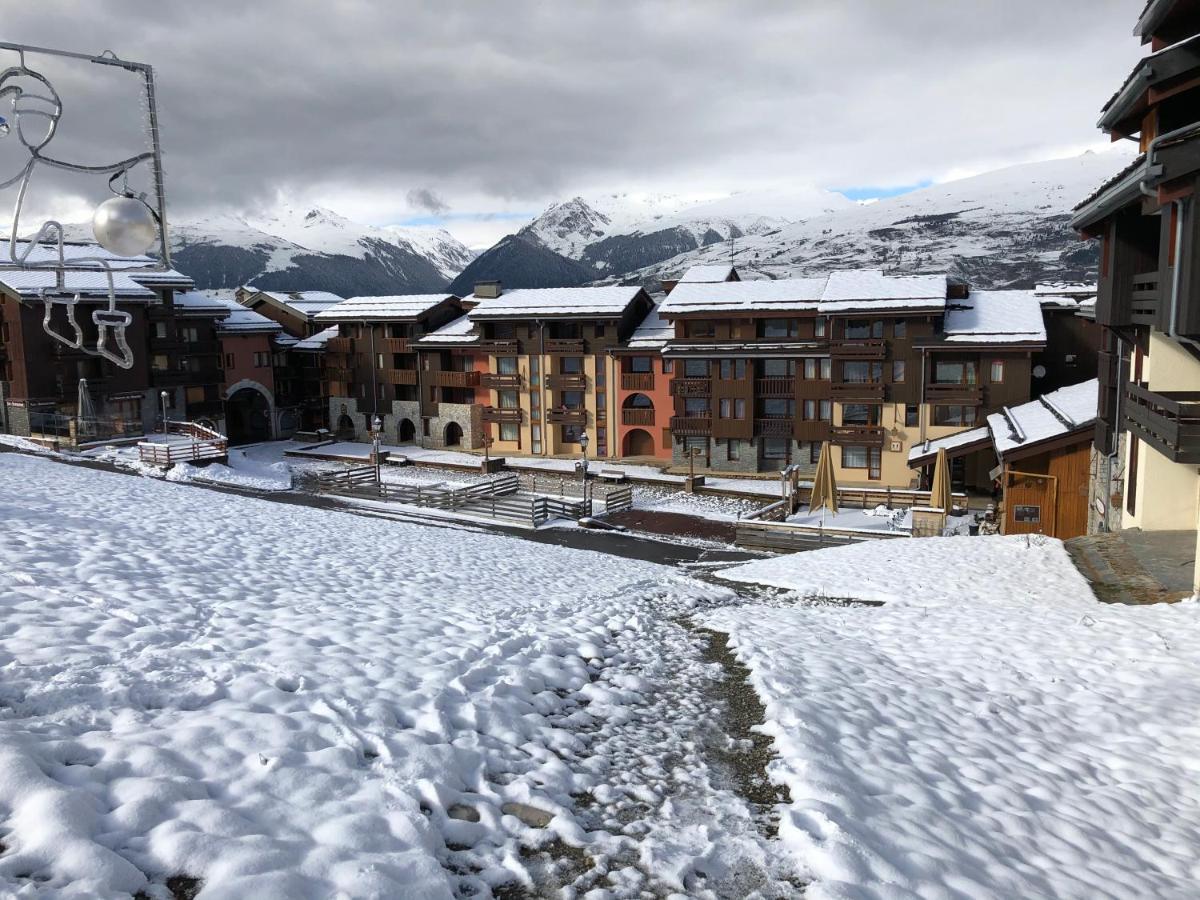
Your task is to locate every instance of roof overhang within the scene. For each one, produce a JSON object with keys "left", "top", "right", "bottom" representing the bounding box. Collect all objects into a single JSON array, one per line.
[
  {"left": 1070, "top": 156, "right": 1154, "bottom": 231},
  {"left": 907, "top": 427, "right": 993, "bottom": 468},
  {"left": 999, "top": 424, "right": 1094, "bottom": 463}
]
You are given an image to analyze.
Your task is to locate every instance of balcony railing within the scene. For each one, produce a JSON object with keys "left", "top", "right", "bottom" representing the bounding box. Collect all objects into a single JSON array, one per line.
[
  {"left": 326, "top": 337, "right": 354, "bottom": 354},
  {"left": 831, "top": 425, "right": 886, "bottom": 446},
  {"left": 546, "top": 373, "right": 588, "bottom": 390},
  {"left": 482, "top": 406, "right": 522, "bottom": 423},
  {"left": 671, "top": 378, "right": 711, "bottom": 397},
  {"left": 547, "top": 408, "right": 587, "bottom": 425},
  {"left": 621, "top": 372, "right": 655, "bottom": 391},
  {"left": 545, "top": 338, "right": 585, "bottom": 354},
  {"left": 831, "top": 381, "right": 885, "bottom": 401},
  {"left": 925, "top": 382, "right": 983, "bottom": 404},
  {"left": 832, "top": 339, "right": 886, "bottom": 359},
  {"left": 622, "top": 408, "right": 656, "bottom": 426},
  {"left": 478, "top": 339, "right": 520, "bottom": 354},
  {"left": 481, "top": 372, "right": 522, "bottom": 389},
  {"left": 753, "top": 418, "right": 793, "bottom": 437},
  {"left": 1131, "top": 271, "right": 1160, "bottom": 327},
  {"left": 1122, "top": 383, "right": 1200, "bottom": 464},
  {"left": 754, "top": 377, "right": 796, "bottom": 396},
  {"left": 670, "top": 416, "right": 711, "bottom": 436},
  {"left": 380, "top": 337, "right": 411, "bottom": 354},
  {"left": 325, "top": 367, "right": 355, "bottom": 382},
  {"left": 381, "top": 368, "right": 418, "bottom": 385},
  {"left": 428, "top": 370, "right": 480, "bottom": 388}
]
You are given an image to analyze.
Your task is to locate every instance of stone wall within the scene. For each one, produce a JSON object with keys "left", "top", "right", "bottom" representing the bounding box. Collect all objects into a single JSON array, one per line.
[{"left": 672, "top": 437, "right": 821, "bottom": 475}]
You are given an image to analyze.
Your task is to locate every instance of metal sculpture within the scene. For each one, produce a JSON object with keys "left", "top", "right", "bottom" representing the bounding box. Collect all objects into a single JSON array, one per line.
[{"left": 0, "top": 42, "right": 171, "bottom": 368}]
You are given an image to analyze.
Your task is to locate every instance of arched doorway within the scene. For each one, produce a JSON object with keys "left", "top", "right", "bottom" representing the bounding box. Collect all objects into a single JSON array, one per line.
[
  {"left": 336, "top": 414, "right": 356, "bottom": 440},
  {"left": 398, "top": 418, "right": 416, "bottom": 443},
  {"left": 444, "top": 421, "right": 463, "bottom": 447},
  {"left": 225, "top": 387, "right": 272, "bottom": 445},
  {"left": 623, "top": 428, "right": 654, "bottom": 457}
]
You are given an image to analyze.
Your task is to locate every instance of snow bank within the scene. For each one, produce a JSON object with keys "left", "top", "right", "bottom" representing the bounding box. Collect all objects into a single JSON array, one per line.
[
  {"left": 708, "top": 536, "right": 1200, "bottom": 899},
  {"left": 0, "top": 455, "right": 724, "bottom": 897}
]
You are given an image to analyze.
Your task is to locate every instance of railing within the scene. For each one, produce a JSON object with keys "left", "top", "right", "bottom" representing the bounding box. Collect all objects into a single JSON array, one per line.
[
  {"left": 831, "top": 381, "right": 885, "bottom": 400},
  {"left": 326, "top": 337, "right": 354, "bottom": 354},
  {"left": 670, "top": 415, "right": 711, "bottom": 435},
  {"left": 547, "top": 408, "right": 587, "bottom": 425},
  {"left": 831, "top": 424, "right": 886, "bottom": 445},
  {"left": 743, "top": 499, "right": 790, "bottom": 522},
  {"left": 138, "top": 420, "right": 228, "bottom": 467},
  {"left": 831, "top": 340, "right": 886, "bottom": 359},
  {"left": 671, "top": 378, "right": 711, "bottom": 397},
  {"left": 26, "top": 411, "right": 142, "bottom": 445},
  {"left": 1122, "top": 382, "right": 1200, "bottom": 464},
  {"left": 428, "top": 370, "right": 480, "bottom": 388},
  {"left": 1131, "top": 271, "right": 1160, "bottom": 326},
  {"left": 754, "top": 377, "right": 796, "bottom": 396},
  {"left": 381, "top": 368, "right": 418, "bottom": 385},
  {"left": 604, "top": 485, "right": 633, "bottom": 515},
  {"left": 621, "top": 372, "right": 655, "bottom": 391},
  {"left": 478, "top": 339, "right": 520, "bottom": 354},
  {"left": 482, "top": 406, "right": 522, "bottom": 423},
  {"left": 546, "top": 373, "right": 588, "bottom": 390},
  {"left": 545, "top": 338, "right": 585, "bottom": 353},
  {"left": 925, "top": 382, "right": 983, "bottom": 404},
  {"left": 622, "top": 408, "right": 655, "bottom": 426},
  {"left": 735, "top": 521, "right": 909, "bottom": 552},
  {"left": 481, "top": 372, "right": 522, "bottom": 389},
  {"left": 754, "top": 418, "right": 793, "bottom": 437},
  {"left": 380, "top": 337, "right": 411, "bottom": 353}
]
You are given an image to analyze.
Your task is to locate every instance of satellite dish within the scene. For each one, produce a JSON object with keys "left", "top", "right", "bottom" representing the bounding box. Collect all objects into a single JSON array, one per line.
[{"left": 1033, "top": 365, "right": 1047, "bottom": 379}]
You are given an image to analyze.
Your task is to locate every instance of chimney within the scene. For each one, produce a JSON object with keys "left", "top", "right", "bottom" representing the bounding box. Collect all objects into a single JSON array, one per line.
[{"left": 474, "top": 280, "right": 502, "bottom": 299}]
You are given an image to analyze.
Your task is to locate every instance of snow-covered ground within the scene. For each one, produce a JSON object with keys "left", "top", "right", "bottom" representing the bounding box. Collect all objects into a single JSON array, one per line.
[
  {"left": 84, "top": 443, "right": 293, "bottom": 492},
  {"left": 710, "top": 536, "right": 1200, "bottom": 899}
]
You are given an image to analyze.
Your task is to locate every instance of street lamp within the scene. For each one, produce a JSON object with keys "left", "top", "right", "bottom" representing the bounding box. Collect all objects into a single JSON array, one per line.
[
  {"left": 160, "top": 390, "right": 170, "bottom": 437},
  {"left": 578, "top": 431, "right": 590, "bottom": 484},
  {"left": 371, "top": 414, "right": 383, "bottom": 484}
]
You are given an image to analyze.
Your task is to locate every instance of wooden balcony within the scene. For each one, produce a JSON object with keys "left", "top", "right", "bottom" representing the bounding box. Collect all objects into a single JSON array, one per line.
[
  {"left": 547, "top": 408, "right": 587, "bottom": 425},
  {"left": 546, "top": 373, "right": 588, "bottom": 390},
  {"left": 831, "top": 425, "right": 886, "bottom": 446},
  {"left": 831, "top": 381, "right": 885, "bottom": 401},
  {"left": 482, "top": 406, "right": 522, "bottom": 423},
  {"left": 670, "top": 416, "right": 711, "bottom": 436},
  {"left": 754, "top": 418, "right": 793, "bottom": 437},
  {"left": 381, "top": 368, "right": 418, "bottom": 386},
  {"left": 671, "top": 378, "right": 712, "bottom": 397},
  {"left": 326, "top": 337, "right": 354, "bottom": 354},
  {"left": 481, "top": 372, "right": 522, "bottom": 389},
  {"left": 622, "top": 408, "right": 656, "bottom": 426},
  {"left": 380, "top": 337, "right": 411, "bottom": 354},
  {"left": 478, "top": 339, "right": 520, "bottom": 354},
  {"left": 754, "top": 377, "right": 796, "bottom": 396},
  {"left": 831, "top": 339, "right": 886, "bottom": 359},
  {"left": 621, "top": 372, "right": 655, "bottom": 391},
  {"left": 545, "top": 338, "right": 585, "bottom": 354},
  {"left": 428, "top": 370, "right": 480, "bottom": 388},
  {"left": 924, "top": 382, "right": 983, "bottom": 404},
  {"left": 325, "top": 367, "right": 354, "bottom": 382},
  {"left": 1122, "top": 383, "right": 1200, "bottom": 464},
  {"left": 1131, "top": 271, "right": 1160, "bottom": 327}
]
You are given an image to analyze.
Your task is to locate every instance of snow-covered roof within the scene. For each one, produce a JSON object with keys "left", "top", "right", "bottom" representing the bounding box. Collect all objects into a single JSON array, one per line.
[
  {"left": 290, "top": 325, "right": 339, "bottom": 351},
  {"left": 314, "top": 294, "right": 457, "bottom": 322},
  {"left": 942, "top": 291, "right": 1046, "bottom": 345},
  {"left": 0, "top": 268, "right": 157, "bottom": 301},
  {"left": 248, "top": 289, "right": 345, "bottom": 322},
  {"left": 171, "top": 290, "right": 232, "bottom": 317},
  {"left": 469, "top": 285, "right": 645, "bottom": 319},
  {"left": 6, "top": 241, "right": 193, "bottom": 288},
  {"left": 626, "top": 301, "right": 672, "bottom": 350},
  {"left": 907, "top": 426, "right": 993, "bottom": 466},
  {"left": 988, "top": 380, "right": 1098, "bottom": 458},
  {"left": 1034, "top": 281, "right": 1097, "bottom": 298},
  {"left": 416, "top": 314, "right": 478, "bottom": 345},
  {"left": 821, "top": 270, "right": 948, "bottom": 304},
  {"left": 212, "top": 298, "right": 283, "bottom": 334},
  {"left": 677, "top": 264, "right": 737, "bottom": 284}
]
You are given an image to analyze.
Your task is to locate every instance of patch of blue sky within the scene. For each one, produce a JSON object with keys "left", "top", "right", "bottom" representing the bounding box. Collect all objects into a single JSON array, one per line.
[
  {"left": 834, "top": 180, "right": 932, "bottom": 202},
  {"left": 396, "top": 211, "right": 534, "bottom": 227}
]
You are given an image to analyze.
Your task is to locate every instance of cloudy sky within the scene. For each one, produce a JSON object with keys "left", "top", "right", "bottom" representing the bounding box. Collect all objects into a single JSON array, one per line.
[{"left": 7, "top": 1, "right": 1143, "bottom": 248}]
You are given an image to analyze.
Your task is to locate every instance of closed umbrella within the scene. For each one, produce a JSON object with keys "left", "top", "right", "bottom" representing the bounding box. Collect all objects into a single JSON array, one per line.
[
  {"left": 930, "top": 446, "right": 951, "bottom": 514},
  {"left": 809, "top": 440, "right": 839, "bottom": 515}
]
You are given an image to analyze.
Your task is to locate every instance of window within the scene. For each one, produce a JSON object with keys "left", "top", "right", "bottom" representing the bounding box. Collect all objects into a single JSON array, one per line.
[
  {"left": 562, "top": 390, "right": 584, "bottom": 409},
  {"left": 842, "top": 446, "right": 868, "bottom": 468},
  {"left": 819, "top": 400, "right": 832, "bottom": 421},
  {"left": 597, "top": 428, "right": 607, "bottom": 457},
  {"left": 685, "top": 320, "right": 715, "bottom": 338},
  {"left": 762, "top": 359, "right": 795, "bottom": 378},
  {"left": 594, "top": 323, "right": 606, "bottom": 338},
  {"left": 182, "top": 326, "right": 199, "bottom": 342},
  {"left": 842, "top": 361, "right": 881, "bottom": 383},
  {"left": 761, "top": 319, "right": 799, "bottom": 338},
  {"left": 990, "top": 360, "right": 1005, "bottom": 383},
  {"left": 530, "top": 389, "right": 541, "bottom": 410},
  {"left": 814, "top": 317, "right": 827, "bottom": 338},
  {"left": 720, "top": 359, "right": 747, "bottom": 379},
  {"left": 498, "top": 356, "right": 518, "bottom": 375},
  {"left": 631, "top": 356, "right": 652, "bottom": 373},
  {"left": 151, "top": 353, "right": 169, "bottom": 372},
  {"left": 841, "top": 404, "right": 880, "bottom": 425},
  {"left": 155, "top": 322, "right": 168, "bottom": 339},
  {"left": 803, "top": 399, "right": 816, "bottom": 420},
  {"left": 727, "top": 439, "right": 740, "bottom": 462},
  {"left": 597, "top": 391, "right": 607, "bottom": 413},
  {"left": 893, "top": 321, "right": 907, "bottom": 339},
  {"left": 562, "top": 424, "right": 584, "bottom": 443},
  {"left": 845, "top": 320, "right": 882, "bottom": 339},
  {"left": 763, "top": 438, "right": 790, "bottom": 460},
  {"left": 810, "top": 443, "right": 821, "bottom": 464},
  {"left": 684, "top": 398, "right": 709, "bottom": 416},
  {"left": 684, "top": 359, "right": 709, "bottom": 378},
  {"left": 561, "top": 357, "right": 584, "bottom": 374},
  {"left": 255, "top": 351, "right": 270, "bottom": 367},
  {"left": 892, "top": 360, "right": 906, "bottom": 382},
  {"left": 662, "top": 359, "right": 674, "bottom": 374},
  {"left": 719, "top": 398, "right": 732, "bottom": 419},
  {"left": 531, "top": 423, "right": 542, "bottom": 455},
  {"left": 934, "top": 360, "right": 978, "bottom": 384},
  {"left": 596, "top": 366, "right": 605, "bottom": 388},
  {"left": 500, "top": 422, "right": 519, "bottom": 442},
  {"left": 933, "top": 405, "right": 978, "bottom": 426},
  {"left": 376, "top": 353, "right": 385, "bottom": 369},
  {"left": 224, "top": 353, "right": 234, "bottom": 369},
  {"left": 735, "top": 398, "right": 745, "bottom": 419},
  {"left": 905, "top": 404, "right": 919, "bottom": 427},
  {"left": 498, "top": 390, "right": 519, "bottom": 409},
  {"left": 820, "top": 358, "right": 831, "bottom": 380},
  {"left": 762, "top": 398, "right": 794, "bottom": 418},
  {"left": 803, "top": 358, "right": 817, "bottom": 380}
]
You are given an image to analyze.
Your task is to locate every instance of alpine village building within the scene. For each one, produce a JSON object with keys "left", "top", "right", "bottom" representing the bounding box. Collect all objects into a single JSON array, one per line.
[{"left": 1071, "top": 0, "right": 1200, "bottom": 585}]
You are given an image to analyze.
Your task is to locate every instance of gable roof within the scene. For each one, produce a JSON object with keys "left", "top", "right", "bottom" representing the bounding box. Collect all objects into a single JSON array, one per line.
[
  {"left": 285, "top": 325, "right": 339, "bottom": 352},
  {"left": 988, "top": 380, "right": 1098, "bottom": 458},
  {"left": 677, "top": 263, "right": 738, "bottom": 284},
  {"left": 0, "top": 268, "right": 158, "bottom": 301},
  {"left": 941, "top": 290, "right": 1046, "bottom": 345},
  {"left": 626, "top": 301, "right": 672, "bottom": 350},
  {"left": 211, "top": 297, "right": 284, "bottom": 334},
  {"left": 468, "top": 285, "right": 646, "bottom": 320},
  {"left": 246, "top": 289, "right": 346, "bottom": 323},
  {"left": 416, "top": 314, "right": 479, "bottom": 346},
  {"left": 314, "top": 294, "right": 458, "bottom": 323}
]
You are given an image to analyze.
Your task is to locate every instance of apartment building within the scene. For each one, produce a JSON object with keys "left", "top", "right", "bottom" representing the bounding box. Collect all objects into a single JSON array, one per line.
[
  {"left": 1070, "top": 0, "right": 1200, "bottom": 581},
  {"left": 467, "top": 282, "right": 655, "bottom": 459},
  {"left": 206, "top": 297, "right": 284, "bottom": 443},
  {"left": 273, "top": 325, "right": 337, "bottom": 434},
  {"left": 657, "top": 268, "right": 1046, "bottom": 486},
  {"left": 236, "top": 288, "right": 345, "bottom": 338},
  {"left": 614, "top": 301, "right": 674, "bottom": 460},
  {"left": 313, "top": 293, "right": 463, "bottom": 441}
]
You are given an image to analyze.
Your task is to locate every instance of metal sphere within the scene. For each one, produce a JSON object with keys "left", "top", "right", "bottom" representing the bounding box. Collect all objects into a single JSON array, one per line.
[{"left": 92, "top": 196, "right": 157, "bottom": 257}]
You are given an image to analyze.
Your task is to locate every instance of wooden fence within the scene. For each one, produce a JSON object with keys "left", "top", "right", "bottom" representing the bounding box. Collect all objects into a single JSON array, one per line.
[
  {"left": 735, "top": 521, "right": 910, "bottom": 552},
  {"left": 604, "top": 485, "right": 633, "bottom": 515},
  {"left": 137, "top": 420, "right": 229, "bottom": 467}
]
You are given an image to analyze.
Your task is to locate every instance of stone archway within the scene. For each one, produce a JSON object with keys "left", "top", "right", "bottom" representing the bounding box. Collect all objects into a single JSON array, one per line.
[
  {"left": 225, "top": 387, "right": 272, "bottom": 445},
  {"left": 398, "top": 417, "right": 416, "bottom": 443},
  {"left": 336, "top": 414, "right": 356, "bottom": 440},
  {"left": 444, "top": 421, "right": 463, "bottom": 447},
  {"left": 623, "top": 428, "right": 654, "bottom": 457}
]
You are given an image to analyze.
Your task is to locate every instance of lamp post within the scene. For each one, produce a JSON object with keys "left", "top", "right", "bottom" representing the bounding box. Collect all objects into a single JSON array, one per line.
[
  {"left": 371, "top": 414, "right": 382, "bottom": 485},
  {"left": 579, "top": 431, "right": 590, "bottom": 484},
  {"left": 160, "top": 390, "right": 170, "bottom": 437}
]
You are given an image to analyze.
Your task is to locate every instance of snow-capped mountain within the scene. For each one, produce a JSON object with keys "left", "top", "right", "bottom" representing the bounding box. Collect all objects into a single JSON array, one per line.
[{"left": 159, "top": 206, "right": 474, "bottom": 295}]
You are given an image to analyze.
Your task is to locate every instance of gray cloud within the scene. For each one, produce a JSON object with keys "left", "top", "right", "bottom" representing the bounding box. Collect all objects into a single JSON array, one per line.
[
  {"left": 406, "top": 187, "right": 450, "bottom": 215},
  {"left": 2, "top": 1, "right": 1145, "bottom": 228}
]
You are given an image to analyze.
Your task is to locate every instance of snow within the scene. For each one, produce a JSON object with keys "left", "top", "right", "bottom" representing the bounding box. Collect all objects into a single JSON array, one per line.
[
  {"left": 289, "top": 325, "right": 339, "bottom": 352},
  {"left": 0, "top": 268, "right": 157, "bottom": 300},
  {"left": 255, "top": 290, "right": 346, "bottom": 322},
  {"left": 907, "top": 425, "right": 991, "bottom": 464},
  {"left": 708, "top": 536, "right": 1200, "bottom": 899},
  {"left": 211, "top": 298, "right": 283, "bottom": 334},
  {"left": 676, "top": 264, "right": 737, "bottom": 283},
  {"left": 1035, "top": 281, "right": 1097, "bottom": 298},
  {"left": 313, "top": 294, "right": 456, "bottom": 322},
  {"left": 989, "top": 379, "right": 1098, "bottom": 457},
  {"left": 469, "top": 285, "right": 645, "bottom": 319},
  {"left": 660, "top": 277, "right": 826, "bottom": 315},
  {"left": 784, "top": 506, "right": 912, "bottom": 533},
  {"left": 416, "top": 314, "right": 479, "bottom": 345},
  {"left": 820, "top": 269, "right": 946, "bottom": 303},
  {"left": 625, "top": 300, "right": 672, "bottom": 349},
  {"left": 942, "top": 290, "right": 1047, "bottom": 344}
]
